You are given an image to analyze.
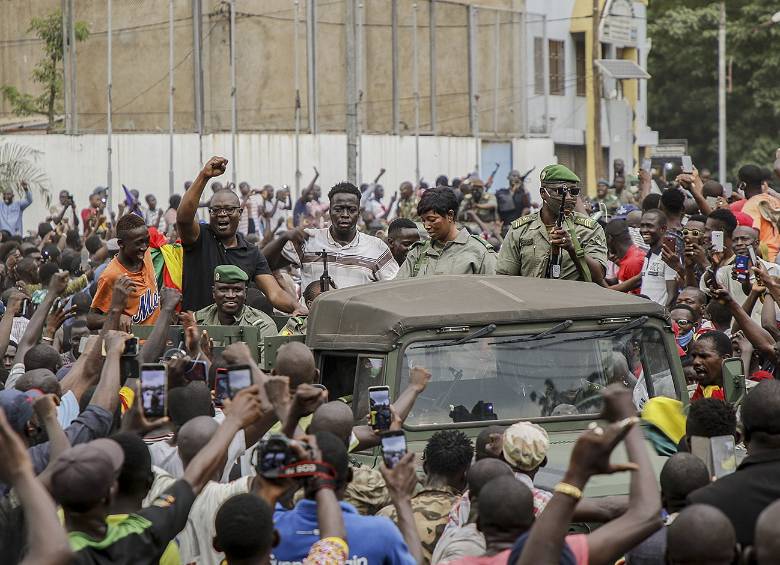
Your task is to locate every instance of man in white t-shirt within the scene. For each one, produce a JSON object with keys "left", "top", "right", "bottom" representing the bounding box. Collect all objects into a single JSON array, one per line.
[
  {"left": 263, "top": 182, "right": 399, "bottom": 291},
  {"left": 639, "top": 209, "right": 679, "bottom": 307}
]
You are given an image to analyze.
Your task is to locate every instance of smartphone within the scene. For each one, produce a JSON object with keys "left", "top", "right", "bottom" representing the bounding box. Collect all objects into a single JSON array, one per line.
[
  {"left": 227, "top": 364, "right": 252, "bottom": 398},
  {"left": 681, "top": 155, "right": 693, "bottom": 174},
  {"left": 139, "top": 364, "right": 167, "bottom": 418},
  {"left": 642, "top": 159, "right": 652, "bottom": 172},
  {"left": 734, "top": 255, "right": 750, "bottom": 283},
  {"left": 20, "top": 298, "right": 32, "bottom": 319},
  {"left": 78, "top": 336, "right": 90, "bottom": 355},
  {"left": 663, "top": 233, "right": 678, "bottom": 253},
  {"left": 723, "top": 182, "right": 733, "bottom": 199},
  {"left": 381, "top": 430, "right": 407, "bottom": 469},
  {"left": 748, "top": 246, "right": 758, "bottom": 265},
  {"left": 122, "top": 337, "right": 139, "bottom": 357},
  {"left": 214, "top": 368, "right": 230, "bottom": 407},
  {"left": 312, "top": 383, "right": 327, "bottom": 391},
  {"left": 368, "top": 385, "right": 392, "bottom": 432},
  {"left": 711, "top": 231, "right": 724, "bottom": 253},
  {"left": 691, "top": 435, "right": 737, "bottom": 479}
]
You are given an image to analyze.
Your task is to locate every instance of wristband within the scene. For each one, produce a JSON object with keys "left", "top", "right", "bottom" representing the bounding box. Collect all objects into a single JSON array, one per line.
[
  {"left": 554, "top": 482, "right": 583, "bottom": 501},
  {"left": 41, "top": 336, "right": 53, "bottom": 343}
]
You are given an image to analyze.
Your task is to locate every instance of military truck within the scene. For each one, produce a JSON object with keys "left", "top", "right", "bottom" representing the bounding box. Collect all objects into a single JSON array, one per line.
[{"left": 298, "top": 274, "right": 686, "bottom": 496}]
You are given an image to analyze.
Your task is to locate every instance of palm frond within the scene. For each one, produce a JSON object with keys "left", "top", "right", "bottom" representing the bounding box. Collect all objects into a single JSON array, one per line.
[{"left": 0, "top": 142, "right": 52, "bottom": 208}]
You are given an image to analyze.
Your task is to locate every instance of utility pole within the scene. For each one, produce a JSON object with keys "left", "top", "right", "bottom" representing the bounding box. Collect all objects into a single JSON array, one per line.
[
  {"left": 168, "top": 0, "right": 175, "bottom": 197},
  {"left": 345, "top": 0, "right": 358, "bottom": 184},
  {"left": 591, "top": 0, "right": 602, "bottom": 184},
  {"left": 718, "top": 0, "right": 726, "bottom": 182}
]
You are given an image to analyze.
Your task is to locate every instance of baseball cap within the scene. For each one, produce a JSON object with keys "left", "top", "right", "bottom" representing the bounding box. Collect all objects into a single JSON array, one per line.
[
  {"left": 50, "top": 439, "right": 125, "bottom": 510},
  {"left": 91, "top": 186, "right": 108, "bottom": 197},
  {"left": 0, "top": 388, "right": 42, "bottom": 434},
  {"left": 502, "top": 421, "right": 549, "bottom": 471}
]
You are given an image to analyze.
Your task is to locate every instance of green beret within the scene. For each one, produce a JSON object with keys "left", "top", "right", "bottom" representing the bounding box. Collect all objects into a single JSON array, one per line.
[
  {"left": 214, "top": 264, "right": 249, "bottom": 283},
  {"left": 540, "top": 164, "right": 580, "bottom": 184}
]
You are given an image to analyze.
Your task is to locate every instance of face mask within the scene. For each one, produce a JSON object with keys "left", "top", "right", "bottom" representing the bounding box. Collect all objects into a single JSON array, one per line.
[{"left": 677, "top": 329, "right": 694, "bottom": 348}]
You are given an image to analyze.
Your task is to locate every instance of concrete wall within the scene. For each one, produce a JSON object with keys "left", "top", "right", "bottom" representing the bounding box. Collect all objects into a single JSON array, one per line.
[{"left": 0, "top": 131, "right": 555, "bottom": 231}]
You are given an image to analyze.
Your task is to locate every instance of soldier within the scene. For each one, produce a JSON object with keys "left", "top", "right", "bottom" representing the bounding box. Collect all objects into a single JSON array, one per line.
[
  {"left": 195, "top": 265, "right": 278, "bottom": 338},
  {"left": 377, "top": 430, "right": 474, "bottom": 564},
  {"left": 397, "top": 187, "right": 497, "bottom": 278},
  {"left": 496, "top": 164, "right": 607, "bottom": 284},
  {"left": 394, "top": 180, "right": 420, "bottom": 221}
]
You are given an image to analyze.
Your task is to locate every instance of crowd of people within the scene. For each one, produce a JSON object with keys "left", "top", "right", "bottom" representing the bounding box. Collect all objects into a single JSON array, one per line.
[{"left": 1, "top": 150, "right": 780, "bottom": 564}]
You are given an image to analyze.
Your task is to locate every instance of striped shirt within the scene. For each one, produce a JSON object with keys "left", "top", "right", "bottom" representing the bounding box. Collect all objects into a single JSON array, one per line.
[{"left": 282, "top": 227, "right": 399, "bottom": 291}]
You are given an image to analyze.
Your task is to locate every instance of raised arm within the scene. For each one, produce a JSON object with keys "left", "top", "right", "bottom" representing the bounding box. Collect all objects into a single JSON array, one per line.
[
  {"left": 177, "top": 157, "right": 227, "bottom": 246},
  {"left": 515, "top": 386, "right": 641, "bottom": 565},
  {"left": 89, "top": 330, "right": 129, "bottom": 414},
  {"left": 0, "top": 290, "right": 24, "bottom": 365},
  {"left": 182, "top": 385, "right": 264, "bottom": 495},
  {"left": 14, "top": 271, "right": 69, "bottom": 365},
  {"left": 584, "top": 388, "right": 663, "bottom": 565},
  {"left": 0, "top": 409, "right": 72, "bottom": 565},
  {"left": 138, "top": 287, "right": 181, "bottom": 364},
  {"left": 59, "top": 335, "right": 104, "bottom": 403},
  {"left": 20, "top": 182, "right": 33, "bottom": 210},
  {"left": 380, "top": 452, "right": 425, "bottom": 564},
  {"left": 714, "top": 285, "right": 778, "bottom": 362}
]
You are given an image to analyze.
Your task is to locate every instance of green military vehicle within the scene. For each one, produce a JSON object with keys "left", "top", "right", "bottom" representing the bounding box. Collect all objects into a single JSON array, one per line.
[{"left": 298, "top": 274, "right": 686, "bottom": 496}]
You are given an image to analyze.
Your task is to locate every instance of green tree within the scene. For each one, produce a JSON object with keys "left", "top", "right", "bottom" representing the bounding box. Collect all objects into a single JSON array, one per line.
[
  {"left": 0, "top": 143, "right": 51, "bottom": 208},
  {"left": 1, "top": 9, "right": 89, "bottom": 130},
  {"left": 647, "top": 0, "right": 780, "bottom": 179}
]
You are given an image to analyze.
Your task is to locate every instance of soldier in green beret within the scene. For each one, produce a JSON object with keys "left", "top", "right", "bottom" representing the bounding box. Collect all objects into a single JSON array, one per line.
[
  {"left": 496, "top": 164, "right": 607, "bottom": 283},
  {"left": 195, "top": 265, "right": 278, "bottom": 339}
]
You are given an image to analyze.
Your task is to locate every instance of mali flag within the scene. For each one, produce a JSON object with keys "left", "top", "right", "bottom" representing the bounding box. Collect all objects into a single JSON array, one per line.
[{"left": 148, "top": 227, "right": 183, "bottom": 292}]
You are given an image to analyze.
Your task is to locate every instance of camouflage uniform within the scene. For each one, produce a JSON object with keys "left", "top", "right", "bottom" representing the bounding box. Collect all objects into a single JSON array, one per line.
[
  {"left": 396, "top": 196, "right": 421, "bottom": 221},
  {"left": 343, "top": 465, "right": 393, "bottom": 516},
  {"left": 377, "top": 484, "right": 461, "bottom": 564}
]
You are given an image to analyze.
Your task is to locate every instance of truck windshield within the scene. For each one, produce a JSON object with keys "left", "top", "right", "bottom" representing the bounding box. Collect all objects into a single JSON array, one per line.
[{"left": 400, "top": 326, "right": 677, "bottom": 426}]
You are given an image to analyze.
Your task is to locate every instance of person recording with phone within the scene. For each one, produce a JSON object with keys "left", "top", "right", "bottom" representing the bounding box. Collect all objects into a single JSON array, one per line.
[
  {"left": 638, "top": 209, "right": 679, "bottom": 307},
  {"left": 497, "top": 164, "right": 606, "bottom": 284}
]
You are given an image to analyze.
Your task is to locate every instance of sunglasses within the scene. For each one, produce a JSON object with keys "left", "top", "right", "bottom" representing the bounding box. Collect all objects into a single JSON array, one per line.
[
  {"left": 682, "top": 228, "right": 703, "bottom": 238},
  {"left": 544, "top": 186, "right": 580, "bottom": 197}
]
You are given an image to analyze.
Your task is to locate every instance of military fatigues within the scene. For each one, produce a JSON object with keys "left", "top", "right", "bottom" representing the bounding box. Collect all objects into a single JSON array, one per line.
[
  {"left": 496, "top": 211, "right": 607, "bottom": 281},
  {"left": 396, "top": 196, "right": 420, "bottom": 221},
  {"left": 377, "top": 484, "right": 461, "bottom": 564},
  {"left": 194, "top": 303, "right": 278, "bottom": 336},
  {"left": 397, "top": 228, "right": 497, "bottom": 278},
  {"left": 458, "top": 192, "right": 498, "bottom": 224}
]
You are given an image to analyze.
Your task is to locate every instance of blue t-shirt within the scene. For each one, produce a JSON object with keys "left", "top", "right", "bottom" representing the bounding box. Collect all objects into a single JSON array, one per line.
[{"left": 272, "top": 499, "right": 416, "bottom": 565}]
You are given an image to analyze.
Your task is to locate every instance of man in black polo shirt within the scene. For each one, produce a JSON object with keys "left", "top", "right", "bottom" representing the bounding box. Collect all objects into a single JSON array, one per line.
[
  {"left": 687, "top": 380, "right": 780, "bottom": 547},
  {"left": 177, "top": 157, "right": 298, "bottom": 312}
]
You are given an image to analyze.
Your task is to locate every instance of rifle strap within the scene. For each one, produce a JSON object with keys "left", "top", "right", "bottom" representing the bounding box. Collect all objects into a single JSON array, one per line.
[{"left": 564, "top": 217, "right": 592, "bottom": 283}]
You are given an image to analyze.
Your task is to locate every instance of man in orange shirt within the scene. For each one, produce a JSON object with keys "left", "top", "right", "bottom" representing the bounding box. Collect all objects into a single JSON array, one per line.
[{"left": 88, "top": 213, "right": 161, "bottom": 330}]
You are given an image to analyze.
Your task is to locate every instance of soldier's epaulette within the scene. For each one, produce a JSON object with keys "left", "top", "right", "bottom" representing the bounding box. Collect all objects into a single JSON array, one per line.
[
  {"left": 510, "top": 214, "right": 536, "bottom": 229},
  {"left": 572, "top": 215, "right": 598, "bottom": 229},
  {"left": 469, "top": 235, "right": 494, "bottom": 250},
  {"left": 409, "top": 239, "right": 427, "bottom": 249}
]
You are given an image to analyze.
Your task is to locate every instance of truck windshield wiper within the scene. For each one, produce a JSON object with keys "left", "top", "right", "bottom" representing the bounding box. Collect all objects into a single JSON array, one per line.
[
  {"left": 505, "top": 316, "right": 649, "bottom": 350},
  {"left": 491, "top": 320, "right": 573, "bottom": 346},
  {"left": 418, "top": 323, "right": 498, "bottom": 349}
]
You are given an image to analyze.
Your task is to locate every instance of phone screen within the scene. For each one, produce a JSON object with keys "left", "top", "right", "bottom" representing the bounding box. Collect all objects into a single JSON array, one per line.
[
  {"left": 711, "top": 231, "right": 724, "bottom": 253},
  {"left": 369, "top": 387, "right": 391, "bottom": 431},
  {"left": 227, "top": 367, "right": 252, "bottom": 398},
  {"left": 642, "top": 159, "right": 651, "bottom": 172},
  {"left": 682, "top": 155, "right": 693, "bottom": 174},
  {"left": 214, "top": 373, "right": 230, "bottom": 407},
  {"left": 140, "top": 366, "right": 166, "bottom": 418},
  {"left": 381, "top": 432, "right": 407, "bottom": 469}
]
